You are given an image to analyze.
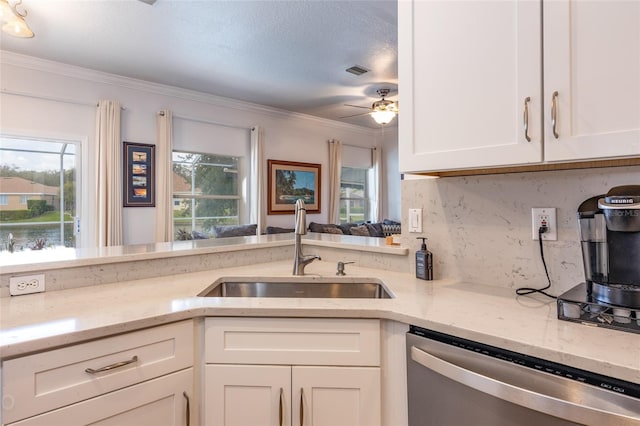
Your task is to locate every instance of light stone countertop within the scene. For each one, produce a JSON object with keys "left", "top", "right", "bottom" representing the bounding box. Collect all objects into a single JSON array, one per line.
[
  {"left": 1, "top": 259, "right": 638, "bottom": 385},
  {"left": 0, "top": 233, "right": 407, "bottom": 275}
]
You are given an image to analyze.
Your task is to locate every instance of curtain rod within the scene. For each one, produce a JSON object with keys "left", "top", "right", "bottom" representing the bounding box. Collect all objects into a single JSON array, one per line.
[
  {"left": 1, "top": 89, "right": 125, "bottom": 109},
  {"left": 330, "top": 140, "right": 377, "bottom": 150},
  {"left": 161, "top": 111, "right": 249, "bottom": 131}
]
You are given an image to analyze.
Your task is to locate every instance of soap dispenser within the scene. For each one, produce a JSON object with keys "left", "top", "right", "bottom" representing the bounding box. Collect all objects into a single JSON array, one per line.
[{"left": 415, "top": 237, "right": 433, "bottom": 280}]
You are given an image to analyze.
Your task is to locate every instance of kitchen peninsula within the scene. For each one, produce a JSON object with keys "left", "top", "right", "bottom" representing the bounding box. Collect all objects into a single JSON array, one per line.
[{"left": 1, "top": 236, "right": 638, "bottom": 425}]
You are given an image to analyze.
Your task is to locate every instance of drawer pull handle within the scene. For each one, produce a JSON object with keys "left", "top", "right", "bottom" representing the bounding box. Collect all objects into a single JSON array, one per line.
[
  {"left": 183, "top": 391, "right": 191, "bottom": 426},
  {"left": 85, "top": 355, "right": 139, "bottom": 374}
]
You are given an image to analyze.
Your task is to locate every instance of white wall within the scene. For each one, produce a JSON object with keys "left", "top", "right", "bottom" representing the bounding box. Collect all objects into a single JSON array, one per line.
[
  {"left": 401, "top": 166, "right": 639, "bottom": 294},
  {"left": 0, "top": 52, "right": 401, "bottom": 245}
]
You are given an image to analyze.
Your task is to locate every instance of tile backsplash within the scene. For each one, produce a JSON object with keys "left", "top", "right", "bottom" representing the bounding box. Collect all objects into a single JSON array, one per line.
[{"left": 401, "top": 166, "right": 639, "bottom": 295}]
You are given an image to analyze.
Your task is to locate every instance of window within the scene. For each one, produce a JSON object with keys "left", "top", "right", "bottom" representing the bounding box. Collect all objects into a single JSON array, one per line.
[
  {"left": 172, "top": 151, "right": 242, "bottom": 237},
  {"left": 340, "top": 167, "right": 369, "bottom": 223},
  {"left": 0, "top": 136, "right": 78, "bottom": 250},
  {"left": 339, "top": 145, "right": 378, "bottom": 224}
]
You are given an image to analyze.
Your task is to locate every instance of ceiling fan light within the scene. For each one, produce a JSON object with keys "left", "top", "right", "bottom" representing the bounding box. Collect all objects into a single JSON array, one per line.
[
  {"left": 371, "top": 110, "right": 396, "bottom": 125},
  {"left": 0, "top": 0, "right": 13, "bottom": 22},
  {"left": 2, "top": 14, "right": 33, "bottom": 37}
]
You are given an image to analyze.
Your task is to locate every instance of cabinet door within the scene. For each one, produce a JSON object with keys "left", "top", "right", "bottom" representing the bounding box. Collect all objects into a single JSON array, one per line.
[
  {"left": 544, "top": 0, "right": 640, "bottom": 161},
  {"left": 292, "top": 366, "right": 380, "bottom": 426},
  {"left": 8, "top": 369, "right": 192, "bottom": 426},
  {"left": 205, "top": 364, "right": 291, "bottom": 426},
  {"left": 398, "top": 0, "right": 542, "bottom": 173}
]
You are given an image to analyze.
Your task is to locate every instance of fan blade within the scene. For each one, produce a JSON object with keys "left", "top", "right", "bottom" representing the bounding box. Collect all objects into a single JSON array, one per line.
[
  {"left": 340, "top": 112, "right": 371, "bottom": 119},
  {"left": 344, "top": 104, "right": 372, "bottom": 110},
  {"left": 138, "top": 0, "right": 157, "bottom": 5}
]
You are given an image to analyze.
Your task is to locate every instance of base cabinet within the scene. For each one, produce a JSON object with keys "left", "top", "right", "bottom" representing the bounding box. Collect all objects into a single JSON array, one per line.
[
  {"left": 7, "top": 368, "right": 193, "bottom": 426},
  {"left": 205, "top": 365, "right": 380, "bottom": 426},
  {"left": 1, "top": 321, "right": 194, "bottom": 425},
  {"left": 204, "top": 317, "right": 382, "bottom": 426}
]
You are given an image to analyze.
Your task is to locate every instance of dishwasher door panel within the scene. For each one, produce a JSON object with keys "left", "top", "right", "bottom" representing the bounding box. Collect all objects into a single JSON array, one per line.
[
  {"left": 407, "top": 345, "right": 577, "bottom": 426},
  {"left": 406, "top": 331, "right": 640, "bottom": 426}
]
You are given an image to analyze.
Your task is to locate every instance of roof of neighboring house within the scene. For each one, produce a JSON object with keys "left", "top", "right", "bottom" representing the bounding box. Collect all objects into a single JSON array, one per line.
[
  {"left": 173, "top": 172, "right": 201, "bottom": 195},
  {"left": 0, "top": 177, "right": 59, "bottom": 195}
]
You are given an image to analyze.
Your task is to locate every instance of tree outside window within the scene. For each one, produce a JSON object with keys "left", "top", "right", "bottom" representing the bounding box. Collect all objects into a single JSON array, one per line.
[{"left": 172, "top": 151, "right": 242, "bottom": 238}]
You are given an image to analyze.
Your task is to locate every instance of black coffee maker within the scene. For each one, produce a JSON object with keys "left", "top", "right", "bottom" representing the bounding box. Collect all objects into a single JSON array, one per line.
[
  {"left": 578, "top": 185, "right": 640, "bottom": 308},
  {"left": 558, "top": 185, "right": 640, "bottom": 333}
]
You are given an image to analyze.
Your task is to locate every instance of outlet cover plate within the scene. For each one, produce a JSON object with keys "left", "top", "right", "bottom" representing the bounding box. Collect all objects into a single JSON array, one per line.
[
  {"left": 532, "top": 207, "right": 557, "bottom": 241},
  {"left": 408, "top": 208, "right": 423, "bottom": 233},
  {"left": 9, "top": 274, "right": 46, "bottom": 296}
]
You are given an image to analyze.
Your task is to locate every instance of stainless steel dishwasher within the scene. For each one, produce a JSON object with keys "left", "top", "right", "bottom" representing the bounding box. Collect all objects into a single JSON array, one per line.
[{"left": 407, "top": 326, "right": 640, "bottom": 426}]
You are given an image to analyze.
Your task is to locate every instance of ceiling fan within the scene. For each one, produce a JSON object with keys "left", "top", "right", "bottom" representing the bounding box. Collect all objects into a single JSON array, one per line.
[{"left": 342, "top": 88, "right": 399, "bottom": 125}]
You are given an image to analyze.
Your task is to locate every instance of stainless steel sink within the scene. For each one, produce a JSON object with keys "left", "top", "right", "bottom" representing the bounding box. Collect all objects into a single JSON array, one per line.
[{"left": 198, "top": 278, "right": 393, "bottom": 299}]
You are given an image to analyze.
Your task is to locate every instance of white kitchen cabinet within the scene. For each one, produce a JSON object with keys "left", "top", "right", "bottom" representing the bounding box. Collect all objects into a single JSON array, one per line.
[
  {"left": 2, "top": 320, "right": 194, "bottom": 425},
  {"left": 203, "top": 317, "right": 381, "bottom": 426},
  {"left": 398, "top": 0, "right": 639, "bottom": 174},
  {"left": 205, "top": 364, "right": 380, "bottom": 426},
  {"left": 7, "top": 369, "right": 193, "bottom": 426},
  {"left": 543, "top": 0, "right": 640, "bottom": 162},
  {"left": 398, "top": 0, "right": 542, "bottom": 173}
]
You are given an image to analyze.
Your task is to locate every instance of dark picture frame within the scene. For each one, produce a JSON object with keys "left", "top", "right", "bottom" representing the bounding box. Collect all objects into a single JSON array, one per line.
[
  {"left": 123, "top": 142, "right": 155, "bottom": 207},
  {"left": 267, "top": 159, "right": 321, "bottom": 215}
]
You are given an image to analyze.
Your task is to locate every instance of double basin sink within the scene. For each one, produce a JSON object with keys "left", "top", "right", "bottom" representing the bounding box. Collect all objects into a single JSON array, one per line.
[{"left": 198, "top": 277, "right": 393, "bottom": 299}]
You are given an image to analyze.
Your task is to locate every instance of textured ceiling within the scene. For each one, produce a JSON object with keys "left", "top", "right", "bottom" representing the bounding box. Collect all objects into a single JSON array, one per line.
[{"left": 0, "top": 0, "right": 398, "bottom": 128}]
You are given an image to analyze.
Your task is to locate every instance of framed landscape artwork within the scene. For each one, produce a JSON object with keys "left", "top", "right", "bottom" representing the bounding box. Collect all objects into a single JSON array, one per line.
[
  {"left": 123, "top": 142, "right": 155, "bottom": 207},
  {"left": 267, "top": 159, "right": 321, "bottom": 215}
]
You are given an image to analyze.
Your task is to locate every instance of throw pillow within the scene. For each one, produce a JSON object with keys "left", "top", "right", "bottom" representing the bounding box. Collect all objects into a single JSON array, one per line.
[{"left": 350, "top": 225, "right": 370, "bottom": 236}]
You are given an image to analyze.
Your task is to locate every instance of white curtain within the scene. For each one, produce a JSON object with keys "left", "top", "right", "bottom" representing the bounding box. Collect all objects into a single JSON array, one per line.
[
  {"left": 370, "top": 146, "right": 382, "bottom": 222},
  {"left": 250, "top": 126, "right": 265, "bottom": 235},
  {"left": 95, "top": 100, "right": 123, "bottom": 247},
  {"left": 156, "top": 110, "right": 174, "bottom": 242},
  {"left": 328, "top": 139, "right": 342, "bottom": 224}
]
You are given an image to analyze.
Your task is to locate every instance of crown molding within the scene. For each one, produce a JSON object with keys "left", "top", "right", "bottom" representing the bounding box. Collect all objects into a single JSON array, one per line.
[{"left": 1, "top": 50, "right": 379, "bottom": 136}]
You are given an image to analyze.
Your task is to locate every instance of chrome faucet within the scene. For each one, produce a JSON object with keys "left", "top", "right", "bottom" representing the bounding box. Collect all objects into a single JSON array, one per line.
[{"left": 293, "top": 199, "right": 320, "bottom": 275}]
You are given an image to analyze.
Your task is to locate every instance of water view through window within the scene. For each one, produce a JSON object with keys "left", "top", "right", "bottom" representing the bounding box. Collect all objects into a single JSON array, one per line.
[{"left": 0, "top": 137, "right": 78, "bottom": 252}]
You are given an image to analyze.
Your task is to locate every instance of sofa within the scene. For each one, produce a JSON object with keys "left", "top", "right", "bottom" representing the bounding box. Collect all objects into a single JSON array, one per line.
[{"left": 307, "top": 220, "right": 401, "bottom": 238}]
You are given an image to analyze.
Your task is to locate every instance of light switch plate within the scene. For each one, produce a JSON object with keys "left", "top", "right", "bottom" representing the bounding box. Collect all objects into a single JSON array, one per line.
[{"left": 408, "top": 208, "right": 423, "bottom": 233}]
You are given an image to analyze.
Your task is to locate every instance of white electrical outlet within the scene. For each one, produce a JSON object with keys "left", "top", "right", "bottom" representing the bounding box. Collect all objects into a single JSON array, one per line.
[
  {"left": 532, "top": 208, "right": 557, "bottom": 241},
  {"left": 9, "top": 274, "right": 46, "bottom": 296}
]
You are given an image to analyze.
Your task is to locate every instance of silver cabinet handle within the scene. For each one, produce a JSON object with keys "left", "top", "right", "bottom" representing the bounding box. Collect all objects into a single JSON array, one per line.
[
  {"left": 183, "top": 391, "right": 190, "bottom": 426},
  {"left": 411, "top": 346, "right": 639, "bottom": 426},
  {"left": 523, "top": 97, "right": 531, "bottom": 142},
  {"left": 299, "top": 387, "right": 304, "bottom": 426},
  {"left": 85, "top": 355, "right": 138, "bottom": 374},
  {"left": 551, "top": 91, "right": 559, "bottom": 139},
  {"left": 279, "top": 387, "right": 284, "bottom": 426}
]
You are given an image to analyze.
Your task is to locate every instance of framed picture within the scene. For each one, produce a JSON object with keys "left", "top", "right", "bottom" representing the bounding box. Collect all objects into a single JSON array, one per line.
[
  {"left": 268, "top": 159, "right": 321, "bottom": 215},
  {"left": 123, "top": 142, "right": 155, "bottom": 207}
]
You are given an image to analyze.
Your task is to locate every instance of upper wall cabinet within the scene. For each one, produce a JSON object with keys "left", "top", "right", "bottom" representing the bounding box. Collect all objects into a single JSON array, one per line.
[
  {"left": 543, "top": 1, "right": 640, "bottom": 162},
  {"left": 399, "top": 0, "right": 640, "bottom": 174},
  {"left": 398, "top": 0, "right": 542, "bottom": 173}
]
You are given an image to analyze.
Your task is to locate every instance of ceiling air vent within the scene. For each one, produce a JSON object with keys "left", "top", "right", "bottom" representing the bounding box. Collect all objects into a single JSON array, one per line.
[{"left": 345, "top": 65, "right": 369, "bottom": 76}]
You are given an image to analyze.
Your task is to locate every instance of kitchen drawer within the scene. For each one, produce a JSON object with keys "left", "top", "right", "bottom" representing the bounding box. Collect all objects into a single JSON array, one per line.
[
  {"left": 205, "top": 317, "right": 380, "bottom": 366},
  {"left": 2, "top": 320, "right": 193, "bottom": 424},
  {"left": 6, "top": 368, "right": 192, "bottom": 426}
]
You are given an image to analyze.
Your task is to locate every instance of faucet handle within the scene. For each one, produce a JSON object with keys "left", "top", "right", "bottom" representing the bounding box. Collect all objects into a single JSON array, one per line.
[{"left": 336, "top": 261, "right": 355, "bottom": 276}]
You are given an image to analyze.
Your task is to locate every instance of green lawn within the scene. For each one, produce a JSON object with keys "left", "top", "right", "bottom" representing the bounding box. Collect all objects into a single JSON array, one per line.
[{"left": 3, "top": 212, "right": 74, "bottom": 223}]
